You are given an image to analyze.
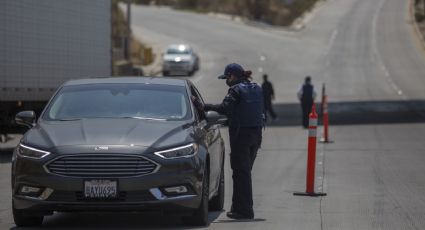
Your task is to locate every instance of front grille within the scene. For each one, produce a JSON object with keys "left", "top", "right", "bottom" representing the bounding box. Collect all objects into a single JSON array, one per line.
[{"left": 46, "top": 154, "right": 159, "bottom": 178}]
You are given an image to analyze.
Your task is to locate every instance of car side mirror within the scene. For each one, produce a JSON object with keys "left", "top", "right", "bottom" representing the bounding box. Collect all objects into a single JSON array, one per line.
[
  {"left": 15, "top": 111, "right": 36, "bottom": 128},
  {"left": 206, "top": 111, "right": 227, "bottom": 127}
]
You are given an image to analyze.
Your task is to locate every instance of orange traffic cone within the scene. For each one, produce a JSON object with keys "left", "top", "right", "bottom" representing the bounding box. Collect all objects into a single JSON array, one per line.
[
  {"left": 320, "top": 95, "right": 333, "bottom": 143},
  {"left": 294, "top": 104, "right": 327, "bottom": 197}
]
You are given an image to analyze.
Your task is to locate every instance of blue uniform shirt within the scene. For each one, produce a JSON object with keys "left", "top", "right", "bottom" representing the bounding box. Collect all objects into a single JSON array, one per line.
[{"left": 205, "top": 80, "right": 264, "bottom": 127}]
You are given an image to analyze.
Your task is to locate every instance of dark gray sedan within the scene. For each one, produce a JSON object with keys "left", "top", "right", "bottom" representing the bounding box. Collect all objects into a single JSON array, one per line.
[{"left": 11, "top": 77, "right": 226, "bottom": 227}]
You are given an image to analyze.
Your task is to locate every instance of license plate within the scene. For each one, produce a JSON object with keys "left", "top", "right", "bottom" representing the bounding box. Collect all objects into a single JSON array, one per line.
[{"left": 84, "top": 180, "right": 117, "bottom": 198}]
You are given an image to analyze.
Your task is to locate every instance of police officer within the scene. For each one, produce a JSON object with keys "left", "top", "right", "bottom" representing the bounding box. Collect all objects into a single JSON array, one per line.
[
  {"left": 203, "top": 63, "right": 264, "bottom": 219},
  {"left": 297, "top": 76, "right": 317, "bottom": 128}
]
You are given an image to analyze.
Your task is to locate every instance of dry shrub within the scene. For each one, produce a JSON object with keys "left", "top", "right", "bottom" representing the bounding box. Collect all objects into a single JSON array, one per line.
[{"left": 131, "top": 0, "right": 320, "bottom": 26}]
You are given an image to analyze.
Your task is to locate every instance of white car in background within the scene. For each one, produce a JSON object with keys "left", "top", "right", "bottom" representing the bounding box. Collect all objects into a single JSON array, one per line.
[{"left": 162, "top": 44, "right": 199, "bottom": 76}]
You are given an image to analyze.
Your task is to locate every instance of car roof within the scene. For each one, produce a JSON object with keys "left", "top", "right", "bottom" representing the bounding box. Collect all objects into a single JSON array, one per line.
[{"left": 63, "top": 77, "right": 188, "bottom": 87}]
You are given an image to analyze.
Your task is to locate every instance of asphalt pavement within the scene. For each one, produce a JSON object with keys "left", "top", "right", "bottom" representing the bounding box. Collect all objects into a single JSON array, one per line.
[{"left": 2, "top": 0, "right": 425, "bottom": 229}]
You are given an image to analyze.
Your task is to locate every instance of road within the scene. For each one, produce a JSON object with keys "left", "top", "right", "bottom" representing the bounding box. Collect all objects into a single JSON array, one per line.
[{"left": 2, "top": 0, "right": 425, "bottom": 229}]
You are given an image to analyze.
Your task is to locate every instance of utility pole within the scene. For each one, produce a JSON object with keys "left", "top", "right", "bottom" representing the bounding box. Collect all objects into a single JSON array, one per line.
[{"left": 125, "top": 0, "right": 132, "bottom": 61}]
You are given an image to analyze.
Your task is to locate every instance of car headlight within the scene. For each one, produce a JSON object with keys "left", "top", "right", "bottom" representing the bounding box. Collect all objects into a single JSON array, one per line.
[
  {"left": 17, "top": 144, "right": 51, "bottom": 159},
  {"left": 154, "top": 143, "right": 198, "bottom": 159}
]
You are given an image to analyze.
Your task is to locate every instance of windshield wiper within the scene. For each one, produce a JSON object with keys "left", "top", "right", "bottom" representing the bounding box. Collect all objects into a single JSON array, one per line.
[{"left": 120, "top": 117, "right": 167, "bottom": 121}]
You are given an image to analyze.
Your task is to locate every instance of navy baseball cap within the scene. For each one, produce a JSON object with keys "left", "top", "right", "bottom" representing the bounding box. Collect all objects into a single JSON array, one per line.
[{"left": 218, "top": 63, "right": 245, "bottom": 79}]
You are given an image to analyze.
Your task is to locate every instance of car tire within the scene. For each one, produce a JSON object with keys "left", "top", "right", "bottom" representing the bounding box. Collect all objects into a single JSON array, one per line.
[
  {"left": 13, "top": 202, "right": 44, "bottom": 227},
  {"left": 162, "top": 71, "right": 169, "bottom": 76},
  {"left": 188, "top": 70, "right": 195, "bottom": 76},
  {"left": 209, "top": 165, "right": 224, "bottom": 211},
  {"left": 182, "top": 165, "right": 209, "bottom": 226},
  {"left": 195, "top": 60, "right": 199, "bottom": 71}
]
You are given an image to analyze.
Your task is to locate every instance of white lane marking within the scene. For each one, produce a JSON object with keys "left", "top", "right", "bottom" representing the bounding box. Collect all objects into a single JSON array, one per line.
[
  {"left": 380, "top": 64, "right": 390, "bottom": 77},
  {"left": 257, "top": 55, "right": 266, "bottom": 74},
  {"left": 372, "top": 0, "right": 404, "bottom": 97},
  {"left": 323, "top": 29, "right": 338, "bottom": 57},
  {"left": 380, "top": 64, "right": 402, "bottom": 94}
]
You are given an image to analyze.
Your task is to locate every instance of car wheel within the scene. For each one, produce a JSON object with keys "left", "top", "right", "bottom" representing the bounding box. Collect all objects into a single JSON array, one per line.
[
  {"left": 182, "top": 165, "right": 209, "bottom": 226},
  {"left": 195, "top": 61, "right": 199, "bottom": 71},
  {"left": 13, "top": 202, "right": 44, "bottom": 227},
  {"left": 209, "top": 165, "right": 224, "bottom": 211},
  {"left": 162, "top": 71, "right": 169, "bottom": 76}
]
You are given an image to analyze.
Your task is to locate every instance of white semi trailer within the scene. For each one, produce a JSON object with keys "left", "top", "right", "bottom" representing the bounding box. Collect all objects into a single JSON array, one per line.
[{"left": 0, "top": 1, "right": 111, "bottom": 136}]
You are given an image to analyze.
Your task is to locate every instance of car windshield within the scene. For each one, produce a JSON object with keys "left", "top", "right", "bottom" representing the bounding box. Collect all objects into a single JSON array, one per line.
[
  {"left": 43, "top": 83, "right": 191, "bottom": 121},
  {"left": 166, "top": 47, "right": 190, "bottom": 55}
]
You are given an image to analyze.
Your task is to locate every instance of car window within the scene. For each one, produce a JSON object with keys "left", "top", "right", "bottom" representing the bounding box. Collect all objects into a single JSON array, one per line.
[
  {"left": 44, "top": 83, "right": 191, "bottom": 121},
  {"left": 166, "top": 48, "right": 190, "bottom": 55},
  {"left": 191, "top": 85, "right": 204, "bottom": 104},
  {"left": 189, "top": 85, "right": 206, "bottom": 121}
]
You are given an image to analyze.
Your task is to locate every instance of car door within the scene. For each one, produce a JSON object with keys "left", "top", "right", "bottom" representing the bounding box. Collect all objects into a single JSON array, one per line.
[{"left": 189, "top": 84, "right": 223, "bottom": 194}]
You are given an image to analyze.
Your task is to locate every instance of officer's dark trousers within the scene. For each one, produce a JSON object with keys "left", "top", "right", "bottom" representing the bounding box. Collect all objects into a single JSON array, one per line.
[
  {"left": 301, "top": 102, "right": 313, "bottom": 128},
  {"left": 229, "top": 126, "right": 262, "bottom": 217}
]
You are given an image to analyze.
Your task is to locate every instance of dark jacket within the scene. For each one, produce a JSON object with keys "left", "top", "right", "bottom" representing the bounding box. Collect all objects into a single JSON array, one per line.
[
  {"left": 298, "top": 83, "right": 316, "bottom": 105},
  {"left": 261, "top": 81, "right": 274, "bottom": 101},
  {"left": 205, "top": 80, "right": 264, "bottom": 127}
]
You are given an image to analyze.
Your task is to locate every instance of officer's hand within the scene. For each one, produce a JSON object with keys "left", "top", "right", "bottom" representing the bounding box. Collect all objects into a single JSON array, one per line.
[
  {"left": 191, "top": 96, "right": 204, "bottom": 111},
  {"left": 191, "top": 96, "right": 199, "bottom": 104}
]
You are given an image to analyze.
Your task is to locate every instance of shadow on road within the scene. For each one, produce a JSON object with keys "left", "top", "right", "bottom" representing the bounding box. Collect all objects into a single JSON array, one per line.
[
  {"left": 10, "top": 211, "right": 224, "bottom": 229},
  {"left": 214, "top": 218, "right": 266, "bottom": 223},
  {"left": 267, "top": 100, "right": 425, "bottom": 127},
  {"left": 3, "top": 100, "right": 424, "bottom": 162}
]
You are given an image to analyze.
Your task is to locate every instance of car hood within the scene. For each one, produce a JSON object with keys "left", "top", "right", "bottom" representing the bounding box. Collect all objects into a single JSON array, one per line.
[
  {"left": 163, "top": 54, "right": 193, "bottom": 62},
  {"left": 22, "top": 118, "right": 195, "bottom": 152}
]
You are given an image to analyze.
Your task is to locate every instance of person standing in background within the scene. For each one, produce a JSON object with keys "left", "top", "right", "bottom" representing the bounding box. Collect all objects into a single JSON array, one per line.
[
  {"left": 297, "top": 76, "right": 317, "bottom": 128},
  {"left": 262, "top": 74, "right": 277, "bottom": 122}
]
